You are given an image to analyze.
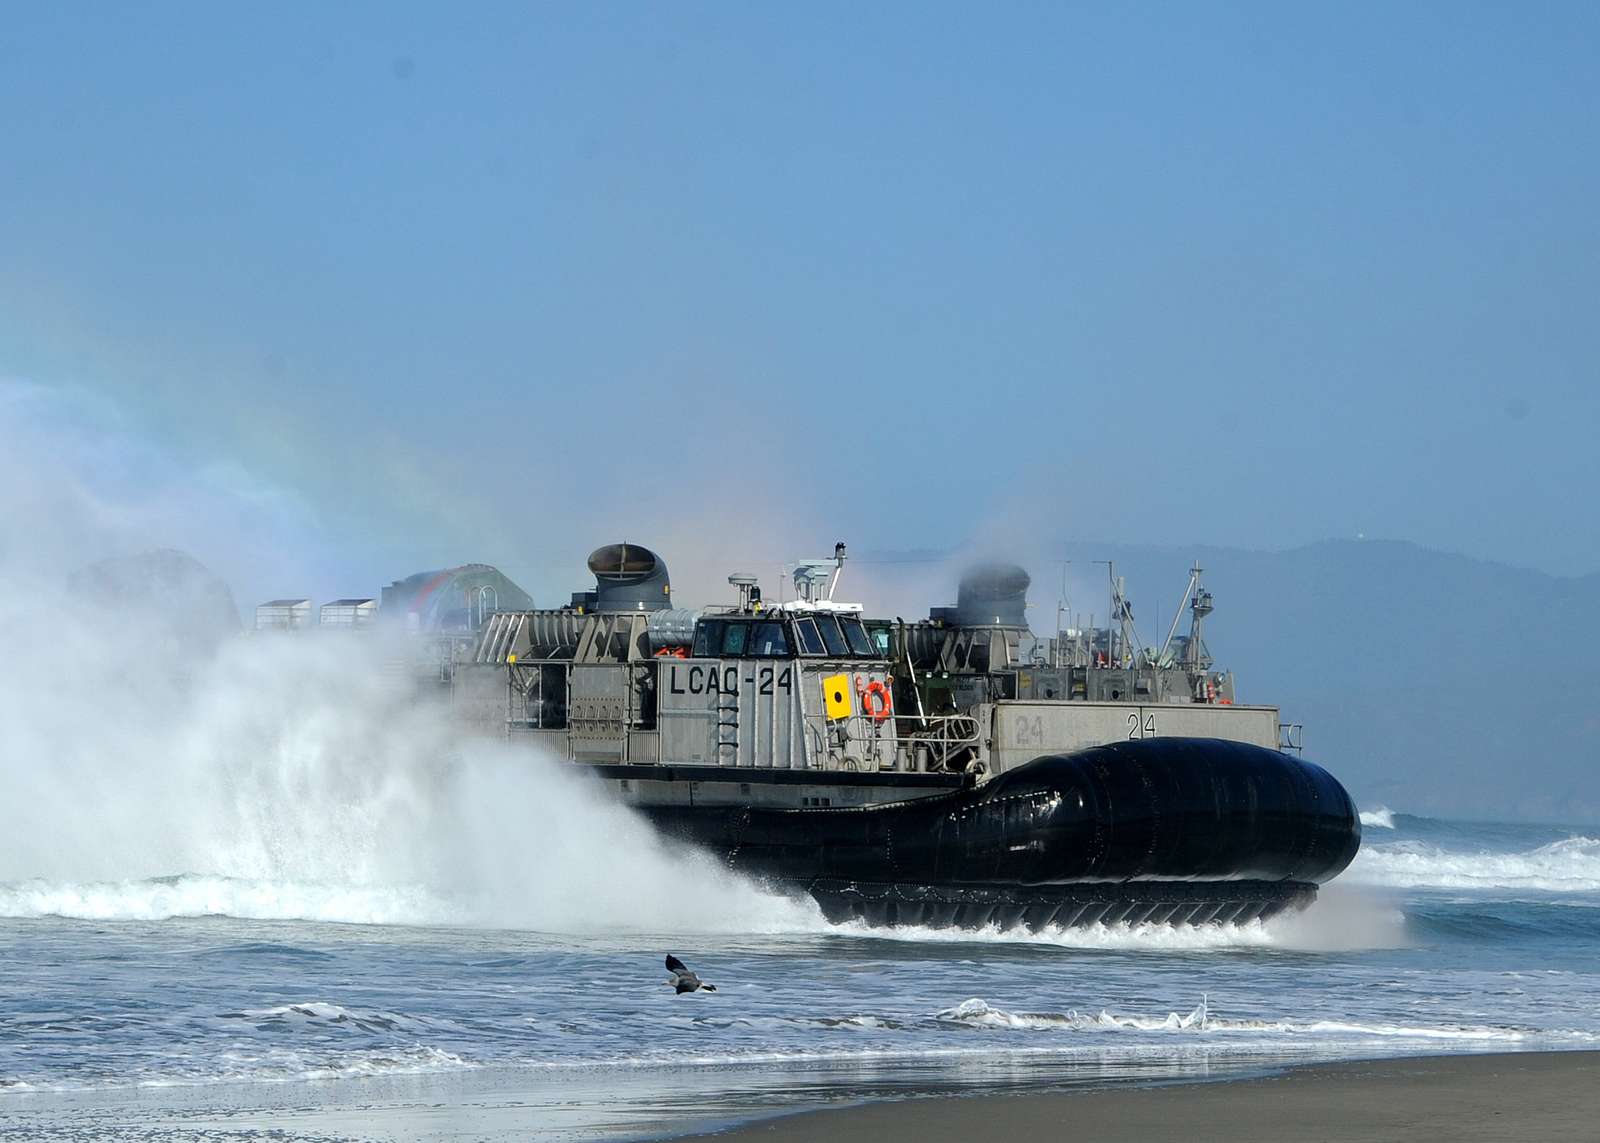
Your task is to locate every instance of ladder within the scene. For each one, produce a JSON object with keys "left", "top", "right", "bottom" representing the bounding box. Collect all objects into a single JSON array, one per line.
[{"left": 715, "top": 690, "right": 740, "bottom": 765}]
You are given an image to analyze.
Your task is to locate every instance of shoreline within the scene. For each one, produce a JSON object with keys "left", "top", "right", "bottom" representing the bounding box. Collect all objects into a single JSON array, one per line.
[
  {"left": 681, "top": 1050, "right": 1600, "bottom": 1143},
  {"left": 3, "top": 1049, "right": 1596, "bottom": 1140}
]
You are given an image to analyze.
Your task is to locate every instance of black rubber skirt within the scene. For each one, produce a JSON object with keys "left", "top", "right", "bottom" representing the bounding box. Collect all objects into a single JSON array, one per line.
[{"left": 641, "top": 737, "right": 1362, "bottom": 929}]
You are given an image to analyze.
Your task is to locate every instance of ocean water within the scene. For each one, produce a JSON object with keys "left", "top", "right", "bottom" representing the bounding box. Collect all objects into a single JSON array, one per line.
[{"left": 3, "top": 799, "right": 1599, "bottom": 1141}]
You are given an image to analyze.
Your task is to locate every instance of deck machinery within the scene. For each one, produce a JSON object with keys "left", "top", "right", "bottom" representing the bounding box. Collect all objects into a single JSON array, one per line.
[{"left": 444, "top": 542, "right": 1359, "bottom": 930}]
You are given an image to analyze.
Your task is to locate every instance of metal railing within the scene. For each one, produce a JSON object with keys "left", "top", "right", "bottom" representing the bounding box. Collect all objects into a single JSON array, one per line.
[
  {"left": 798, "top": 712, "right": 981, "bottom": 774},
  {"left": 898, "top": 714, "right": 983, "bottom": 772}
]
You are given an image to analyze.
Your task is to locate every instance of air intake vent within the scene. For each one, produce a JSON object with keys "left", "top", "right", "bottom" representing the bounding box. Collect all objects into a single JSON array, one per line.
[{"left": 586, "top": 543, "right": 672, "bottom": 612}]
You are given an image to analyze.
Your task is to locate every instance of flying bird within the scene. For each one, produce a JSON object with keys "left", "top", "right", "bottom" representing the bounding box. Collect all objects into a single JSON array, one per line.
[{"left": 665, "top": 954, "right": 716, "bottom": 994}]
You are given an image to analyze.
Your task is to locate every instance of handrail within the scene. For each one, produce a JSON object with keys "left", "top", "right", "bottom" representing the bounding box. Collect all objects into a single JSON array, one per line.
[
  {"left": 796, "top": 711, "right": 981, "bottom": 774},
  {"left": 899, "top": 714, "right": 983, "bottom": 772}
]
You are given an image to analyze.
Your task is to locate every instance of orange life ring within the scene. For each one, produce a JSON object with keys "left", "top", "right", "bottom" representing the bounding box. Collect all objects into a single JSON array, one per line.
[{"left": 861, "top": 680, "right": 893, "bottom": 723}]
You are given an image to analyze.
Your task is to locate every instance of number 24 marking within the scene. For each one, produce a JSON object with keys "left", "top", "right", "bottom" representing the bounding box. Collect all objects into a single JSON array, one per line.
[
  {"left": 756, "top": 666, "right": 792, "bottom": 695},
  {"left": 1127, "top": 712, "right": 1157, "bottom": 739}
]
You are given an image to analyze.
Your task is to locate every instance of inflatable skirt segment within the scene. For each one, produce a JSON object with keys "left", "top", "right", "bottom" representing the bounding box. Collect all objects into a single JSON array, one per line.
[{"left": 644, "top": 737, "right": 1362, "bottom": 930}]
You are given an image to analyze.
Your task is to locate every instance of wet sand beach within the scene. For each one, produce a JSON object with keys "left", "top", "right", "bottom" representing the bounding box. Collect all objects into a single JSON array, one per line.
[
  {"left": 689, "top": 1051, "right": 1600, "bottom": 1143},
  {"left": 3, "top": 1050, "right": 1596, "bottom": 1140}
]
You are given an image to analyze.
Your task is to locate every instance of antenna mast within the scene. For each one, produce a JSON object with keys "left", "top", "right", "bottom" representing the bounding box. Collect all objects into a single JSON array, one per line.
[
  {"left": 828, "top": 541, "right": 846, "bottom": 601},
  {"left": 1055, "top": 559, "right": 1071, "bottom": 669},
  {"left": 1099, "top": 561, "right": 1141, "bottom": 666},
  {"left": 1159, "top": 562, "right": 1203, "bottom": 661},
  {"left": 1185, "top": 565, "right": 1214, "bottom": 669}
]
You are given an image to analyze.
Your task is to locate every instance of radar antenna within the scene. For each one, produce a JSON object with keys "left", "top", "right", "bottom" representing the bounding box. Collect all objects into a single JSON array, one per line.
[
  {"left": 792, "top": 542, "right": 848, "bottom": 604},
  {"left": 728, "top": 573, "right": 761, "bottom": 613}
]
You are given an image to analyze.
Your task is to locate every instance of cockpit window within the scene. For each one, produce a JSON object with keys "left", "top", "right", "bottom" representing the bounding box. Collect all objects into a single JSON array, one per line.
[
  {"left": 751, "top": 621, "right": 790, "bottom": 657},
  {"left": 692, "top": 619, "right": 722, "bottom": 658},
  {"left": 721, "top": 622, "right": 750, "bottom": 656},
  {"left": 815, "top": 614, "right": 849, "bottom": 656},
  {"left": 793, "top": 617, "right": 825, "bottom": 655},
  {"left": 841, "top": 617, "right": 875, "bottom": 657}
]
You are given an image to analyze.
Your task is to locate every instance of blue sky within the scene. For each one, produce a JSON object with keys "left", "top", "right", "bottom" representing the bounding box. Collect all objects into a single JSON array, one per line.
[{"left": 2, "top": 3, "right": 1596, "bottom": 603}]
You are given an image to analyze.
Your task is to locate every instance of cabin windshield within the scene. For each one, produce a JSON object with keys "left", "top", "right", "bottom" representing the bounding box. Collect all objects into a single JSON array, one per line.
[
  {"left": 750, "top": 621, "right": 790, "bottom": 657},
  {"left": 815, "top": 614, "right": 849, "bottom": 656},
  {"left": 692, "top": 619, "right": 722, "bottom": 657},
  {"left": 841, "top": 616, "right": 875, "bottom": 656},
  {"left": 793, "top": 617, "right": 826, "bottom": 655},
  {"left": 721, "top": 622, "right": 750, "bottom": 655},
  {"left": 693, "top": 613, "right": 874, "bottom": 659}
]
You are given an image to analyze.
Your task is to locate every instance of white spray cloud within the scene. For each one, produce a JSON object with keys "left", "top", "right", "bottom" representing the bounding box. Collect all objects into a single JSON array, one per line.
[
  {"left": 0, "top": 380, "right": 814, "bottom": 933},
  {"left": 0, "top": 632, "right": 811, "bottom": 931},
  {"left": 821, "top": 883, "right": 1407, "bottom": 954}
]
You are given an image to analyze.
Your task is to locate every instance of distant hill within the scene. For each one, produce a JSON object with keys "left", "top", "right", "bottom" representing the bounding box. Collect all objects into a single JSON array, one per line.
[
  {"left": 853, "top": 538, "right": 1597, "bottom": 822},
  {"left": 68, "top": 548, "right": 240, "bottom": 651},
  {"left": 1037, "top": 540, "right": 1600, "bottom": 824}
]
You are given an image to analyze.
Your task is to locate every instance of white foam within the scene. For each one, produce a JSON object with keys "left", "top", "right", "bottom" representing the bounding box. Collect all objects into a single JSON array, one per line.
[
  {"left": 1349, "top": 836, "right": 1600, "bottom": 892},
  {"left": 239, "top": 1002, "right": 352, "bottom": 1020},
  {"left": 828, "top": 917, "right": 1280, "bottom": 950},
  {"left": 0, "top": 600, "right": 819, "bottom": 933},
  {"left": 938, "top": 997, "right": 1213, "bottom": 1031},
  {"left": 9, "top": 1045, "right": 482, "bottom": 1094},
  {"left": 136, "top": 1045, "right": 479, "bottom": 1088},
  {"left": 822, "top": 885, "right": 1407, "bottom": 952},
  {"left": 934, "top": 998, "right": 1533, "bottom": 1042},
  {"left": 0, "top": 390, "right": 821, "bottom": 937},
  {"left": 220, "top": 1002, "right": 429, "bottom": 1038},
  {"left": 1359, "top": 806, "right": 1396, "bottom": 829},
  {"left": 0, "top": 875, "right": 458, "bottom": 926}
]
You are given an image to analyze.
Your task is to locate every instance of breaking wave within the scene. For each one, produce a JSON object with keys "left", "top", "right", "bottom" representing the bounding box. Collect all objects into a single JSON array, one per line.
[
  {"left": 0, "top": 388, "right": 818, "bottom": 937},
  {"left": 224, "top": 1002, "right": 432, "bottom": 1036},
  {"left": 933, "top": 999, "right": 1555, "bottom": 1043},
  {"left": 0, "top": 600, "right": 818, "bottom": 934},
  {"left": 42, "top": 1045, "right": 480, "bottom": 1092},
  {"left": 939, "top": 997, "right": 1215, "bottom": 1032},
  {"left": 245, "top": 1045, "right": 477, "bottom": 1084},
  {"left": 1359, "top": 806, "right": 1396, "bottom": 829},
  {"left": 0, "top": 875, "right": 459, "bottom": 926},
  {"left": 1349, "top": 836, "right": 1600, "bottom": 893},
  {"left": 19, "top": 994, "right": 1583, "bottom": 1095}
]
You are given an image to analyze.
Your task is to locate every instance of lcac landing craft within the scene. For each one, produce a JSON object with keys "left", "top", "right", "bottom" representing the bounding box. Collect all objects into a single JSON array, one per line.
[{"left": 275, "top": 544, "right": 1361, "bottom": 929}]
